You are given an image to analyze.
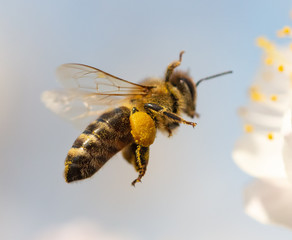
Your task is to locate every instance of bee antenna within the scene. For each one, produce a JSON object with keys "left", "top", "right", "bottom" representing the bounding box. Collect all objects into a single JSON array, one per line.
[{"left": 196, "top": 71, "right": 233, "bottom": 87}]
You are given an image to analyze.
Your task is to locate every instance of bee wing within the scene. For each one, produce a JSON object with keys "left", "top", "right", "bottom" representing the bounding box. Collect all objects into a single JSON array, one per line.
[
  {"left": 41, "top": 89, "right": 122, "bottom": 129},
  {"left": 56, "top": 63, "right": 153, "bottom": 95},
  {"left": 42, "top": 63, "right": 154, "bottom": 129}
]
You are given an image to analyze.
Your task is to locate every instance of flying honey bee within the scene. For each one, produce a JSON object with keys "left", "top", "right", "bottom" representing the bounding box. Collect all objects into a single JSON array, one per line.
[{"left": 42, "top": 51, "right": 231, "bottom": 186}]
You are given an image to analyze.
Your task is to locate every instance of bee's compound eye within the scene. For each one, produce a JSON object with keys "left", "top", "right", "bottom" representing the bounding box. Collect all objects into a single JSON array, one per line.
[
  {"left": 169, "top": 72, "right": 196, "bottom": 118},
  {"left": 169, "top": 72, "right": 195, "bottom": 102},
  {"left": 179, "top": 78, "right": 195, "bottom": 101}
]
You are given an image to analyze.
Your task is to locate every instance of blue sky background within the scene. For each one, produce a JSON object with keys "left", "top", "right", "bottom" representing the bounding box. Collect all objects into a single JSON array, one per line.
[{"left": 1, "top": 1, "right": 292, "bottom": 239}]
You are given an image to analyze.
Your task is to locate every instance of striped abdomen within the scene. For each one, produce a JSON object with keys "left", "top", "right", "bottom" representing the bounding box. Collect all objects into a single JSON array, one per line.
[{"left": 65, "top": 107, "right": 133, "bottom": 183}]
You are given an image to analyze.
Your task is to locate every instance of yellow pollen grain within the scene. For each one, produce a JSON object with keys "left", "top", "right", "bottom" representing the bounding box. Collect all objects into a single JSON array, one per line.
[
  {"left": 244, "top": 124, "right": 253, "bottom": 133},
  {"left": 250, "top": 87, "right": 264, "bottom": 102},
  {"left": 267, "top": 133, "right": 274, "bottom": 140},
  {"left": 265, "top": 57, "right": 273, "bottom": 65},
  {"left": 270, "top": 95, "right": 277, "bottom": 101},
  {"left": 278, "top": 65, "right": 284, "bottom": 72}
]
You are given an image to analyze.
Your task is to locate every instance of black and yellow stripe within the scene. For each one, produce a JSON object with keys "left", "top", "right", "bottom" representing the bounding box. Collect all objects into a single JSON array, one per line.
[{"left": 64, "top": 107, "right": 133, "bottom": 183}]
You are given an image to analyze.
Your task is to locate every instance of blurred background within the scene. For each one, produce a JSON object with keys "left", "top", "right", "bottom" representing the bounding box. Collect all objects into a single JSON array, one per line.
[{"left": 1, "top": 0, "right": 292, "bottom": 239}]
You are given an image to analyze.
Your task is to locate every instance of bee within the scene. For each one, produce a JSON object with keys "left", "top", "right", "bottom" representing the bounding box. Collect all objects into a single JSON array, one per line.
[{"left": 42, "top": 51, "right": 231, "bottom": 186}]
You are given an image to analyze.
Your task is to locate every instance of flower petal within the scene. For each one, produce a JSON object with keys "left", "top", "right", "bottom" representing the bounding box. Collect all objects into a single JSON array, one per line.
[
  {"left": 244, "top": 179, "right": 292, "bottom": 228},
  {"left": 233, "top": 132, "right": 287, "bottom": 178},
  {"left": 283, "top": 132, "right": 292, "bottom": 182}
]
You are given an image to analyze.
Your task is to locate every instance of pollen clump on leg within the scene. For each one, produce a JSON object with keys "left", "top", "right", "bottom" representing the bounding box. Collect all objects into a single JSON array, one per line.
[{"left": 130, "top": 112, "right": 156, "bottom": 147}]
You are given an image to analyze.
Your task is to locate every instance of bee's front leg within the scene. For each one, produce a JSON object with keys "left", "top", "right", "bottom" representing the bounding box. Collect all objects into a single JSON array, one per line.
[
  {"left": 166, "top": 122, "right": 180, "bottom": 137},
  {"left": 144, "top": 103, "right": 197, "bottom": 128}
]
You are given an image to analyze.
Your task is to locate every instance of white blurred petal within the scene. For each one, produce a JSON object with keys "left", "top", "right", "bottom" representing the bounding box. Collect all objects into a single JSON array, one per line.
[
  {"left": 233, "top": 26, "right": 292, "bottom": 230},
  {"left": 233, "top": 132, "right": 287, "bottom": 178},
  {"left": 283, "top": 132, "right": 292, "bottom": 182},
  {"left": 245, "top": 179, "right": 292, "bottom": 228},
  {"left": 240, "top": 104, "right": 287, "bottom": 132},
  {"left": 281, "top": 110, "right": 292, "bottom": 135}
]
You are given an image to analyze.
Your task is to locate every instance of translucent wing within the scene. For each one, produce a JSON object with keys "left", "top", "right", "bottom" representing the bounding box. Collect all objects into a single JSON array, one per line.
[
  {"left": 42, "top": 64, "right": 154, "bottom": 129},
  {"left": 56, "top": 63, "right": 153, "bottom": 95},
  {"left": 41, "top": 89, "right": 115, "bottom": 129}
]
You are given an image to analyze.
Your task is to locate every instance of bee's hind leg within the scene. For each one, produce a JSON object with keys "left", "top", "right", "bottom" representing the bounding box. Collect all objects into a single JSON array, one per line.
[{"left": 122, "top": 143, "right": 149, "bottom": 186}]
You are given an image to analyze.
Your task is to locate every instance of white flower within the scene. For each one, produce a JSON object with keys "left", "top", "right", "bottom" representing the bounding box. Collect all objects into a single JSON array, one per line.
[
  {"left": 232, "top": 28, "right": 292, "bottom": 228},
  {"left": 244, "top": 178, "right": 292, "bottom": 228}
]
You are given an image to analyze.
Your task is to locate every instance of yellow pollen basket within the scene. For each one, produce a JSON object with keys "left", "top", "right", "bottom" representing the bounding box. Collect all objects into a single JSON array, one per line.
[{"left": 130, "top": 112, "right": 156, "bottom": 147}]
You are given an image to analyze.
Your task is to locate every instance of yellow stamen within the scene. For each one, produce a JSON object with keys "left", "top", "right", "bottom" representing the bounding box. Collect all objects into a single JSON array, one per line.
[
  {"left": 277, "top": 26, "right": 291, "bottom": 37},
  {"left": 256, "top": 37, "right": 275, "bottom": 51},
  {"left": 244, "top": 124, "right": 253, "bottom": 133},
  {"left": 270, "top": 95, "right": 277, "bottom": 101},
  {"left": 265, "top": 57, "right": 273, "bottom": 65},
  {"left": 278, "top": 65, "right": 284, "bottom": 72},
  {"left": 250, "top": 86, "right": 264, "bottom": 101},
  {"left": 283, "top": 26, "right": 291, "bottom": 34},
  {"left": 267, "top": 133, "right": 274, "bottom": 140}
]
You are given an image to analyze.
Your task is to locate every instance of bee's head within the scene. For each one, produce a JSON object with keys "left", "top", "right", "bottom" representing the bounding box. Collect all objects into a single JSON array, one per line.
[
  {"left": 165, "top": 51, "right": 232, "bottom": 118},
  {"left": 169, "top": 71, "right": 197, "bottom": 118}
]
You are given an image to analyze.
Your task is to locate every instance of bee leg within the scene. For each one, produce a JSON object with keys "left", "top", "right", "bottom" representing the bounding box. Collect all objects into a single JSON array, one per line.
[
  {"left": 194, "top": 112, "right": 200, "bottom": 118},
  {"left": 165, "top": 51, "right": 185, "bottom": 82},
  {"left": 122, "top": 143, "right": 136, "bottom": 165},
  {"left": 144, "top": 103, "right": 197, "bottom": 128},
  {"left": 167, "top": 128, "right": 172, "bottom": 137},
  {"left": 132, "top": 144, "right": 149, "bottom": 186},
  {"left": 123, "top": 143, "right": 149, "bottom": 186},
  {"left": 122, "top": 143, "right": 149, "bottom": 186},
  {"left": 166, "top": 122, "right": 180, "bottom": 137}
]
